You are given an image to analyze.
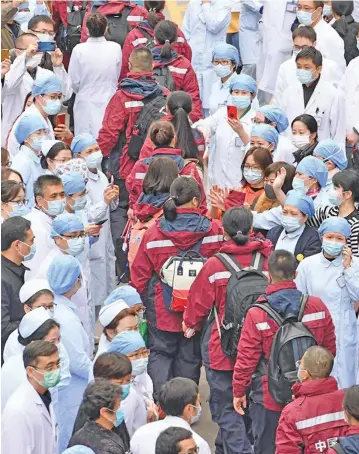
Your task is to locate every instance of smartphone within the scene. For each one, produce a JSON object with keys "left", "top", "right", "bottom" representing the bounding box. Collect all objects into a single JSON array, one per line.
[
  {"left": 1, "top": 49, "right": 9, "bottom": 61},
  {"left": 95, "top": 219, "right": 108, "bottom": 226},
  {"left": 56, "top": 113, "right": 66, "bottom": 127},
  {"left": 110, "top": 175, "right": 114, "bottom": 188},
  {"left": 227, "top": 105, "right": 237, "bottom": 120},
  {"left": 37, "top": 41, "right": 56, "bottom": 52}
]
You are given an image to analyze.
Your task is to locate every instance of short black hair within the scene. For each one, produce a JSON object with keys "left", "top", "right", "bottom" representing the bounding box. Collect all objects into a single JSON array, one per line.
[
  {"left": 158, "top": 378, "right": 198, "bottom": 417},
  {"left": 86, "top": 12, "right": 107, "bottom": 37},
  {"left": 344, "top": 385, "right": 359, "bottom": 421},
  {"left": 93, "top": 352, "right": 132, "bottom": 379},
  {"left": 292, "top": 25, "right": 317, "bottom": 42},
  {"left": 296, "top": 46, "right": 323, "bottom": 67},
  {"left": 1, "top": 216, "right": 31, "bottom": 251},
  {"left": 331, "top": 0, "right": 354, "bottom": 16},
  {"left": 333, "top": 169, "right": 359, "bottom": 203},
  {"left": 28, "top": 15, "right": 54, "bottom": 31},
  {"left": 15, "top": 32, "right": 38, "bottom": 49},
  {"left": 291, "top": 114, "right": 318, "bottom": 134},
  {"left": 19, "top": 318, "right": 60, "bottom": 346},
  {"left": 155, "top": 427, "right": 194, "bottom": 454},
  {"left": 33, "top": 174, "right": 63, "bottom": 199},
  {"left": 268, "top": 250, "right": 297, "bottom": 281},
  {"left": 23, "top": 340, "right": 58, "bottom": 368},
  {"left": 81, "top": 380, "right": 122, "bottom": 421}
]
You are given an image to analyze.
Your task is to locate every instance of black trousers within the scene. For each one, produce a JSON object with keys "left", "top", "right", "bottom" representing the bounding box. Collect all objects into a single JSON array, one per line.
[{"left": 250, "top": 402, "right": 281, "bottom": 454}]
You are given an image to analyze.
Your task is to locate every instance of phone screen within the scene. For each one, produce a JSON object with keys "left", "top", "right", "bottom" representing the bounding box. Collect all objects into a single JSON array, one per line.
[
  {"left": 56, "top": 113, "right": 66, "bottom": 127},
  {"left": 227, "top": 105, "right": 237, "bottom": 120},
  {"left": 37, "top": 41, "right": 56, "bottom": 52},
  {"left": 96, "top": 219, "right": 108, "bottom": 226},
  {"left": 1, "top": 49, "right": 9, "bottom": 61}
]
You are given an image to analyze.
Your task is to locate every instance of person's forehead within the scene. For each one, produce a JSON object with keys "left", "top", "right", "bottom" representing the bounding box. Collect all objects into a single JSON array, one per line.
[
  {"left": 38, "top": 351, "right": 58, "bottom": 365},
  {"left": 179, "top": 438, "right": 196, "bottom": 453},
  {"left": 35, "top": 21, "right": 54, "bottom": 31},
  {"left": 297, "top": 58, "right": 315, "bottom": 65}
]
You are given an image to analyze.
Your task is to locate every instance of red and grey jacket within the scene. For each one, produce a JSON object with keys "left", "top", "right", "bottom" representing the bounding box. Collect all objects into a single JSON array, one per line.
[
  {"left": 125, "top": 147, "right": 206, "bottom": 211},
  {"left": 80, "top": 1, "right": 148, "bottom": 42},
  {"left": 52, "top": 0, "right": 89, "bottom": 27},
  {"left": 275, "top": 377, "right": 348, "bottom": 454},
  {"left": 183, "top": 238, "right": 272, "bottom": 371},
  {"left": 327, "top": 426, "right": 359, "bottom": 454},
  {"left": 232, "top": 281, "right": 337, "bottom": 412},
  {"left": 131, "top": 208, "right": 223, "bottom": 332}
]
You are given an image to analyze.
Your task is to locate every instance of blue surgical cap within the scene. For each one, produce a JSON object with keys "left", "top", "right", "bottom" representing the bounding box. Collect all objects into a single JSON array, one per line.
[
  {"left": 71, "top": 134, "right": 97, "bottom": 155},
  {"left": 313, "top": 140, "right": 348, "bottom": 170},
  {"left": 212, "top": 43, "right": 240, "bottom": 66},
  {"left": 32, "top": 71, "right": 62, "bottom": 97},
  {"left": 15, "top": 114, "right": 48, "bottom": 144},
  {"left": 296, "top": 156, "right": 328, "bottom": 188},
  {"left": 47, "top": 255, "right": 81, "bottom": 295},
  {"left": 104, "top": 285, "right": 142, "bottom": 308},
  {"left": 51, "top": 213, "right": 84, "bottom": 238},
  {"left": 257, "top": 106, "right": 289, "bottom": 134},
  {"left": 108, "top": 330, "right": 146, "bottom": 355},
  {"left": 62, "top": 447, "right": 95, "bottom": 454},
  {"left": 284, "top": 190, "right": 315, "bottom": 216},
  {"left": 18, "top": 2, "right": 30, "bottom": 9},
  {"left": 229, "top": 74, "right": 257, "bottom": 94},
  {"left": 61, "top": 172, "right": 86, "bottom": 196},
  {"left": 318, "top": 217, "right": 351, "bottom": 239},
  {"left": 251, "top": 124, "right": 279, "bottom": 151}
]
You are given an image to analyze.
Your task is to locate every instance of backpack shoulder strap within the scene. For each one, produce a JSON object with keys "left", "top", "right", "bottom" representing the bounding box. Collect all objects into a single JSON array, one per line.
[
  {"left": 298, "top": 294, "right": 309, "bottom": 321},
  {"left": 214, "top": 253, "right": 243, "bottom": 275},
  {"left": 331, "top": 443, "right": 345, "bottom": 454},
  {"left": 140, "top": 27, "right": 153, "bottom": 42},
  {"left": 68, "top": 0, "right": 73, "bottom": 10},
  {"left": 82, "top": 0, "right": 87, "bottom": 10},
  {"left": 251, "top": 250, "right": 265, "bottom": 271},
  {"left": 252, "top": 303, "right": 284, "bottom": 327}
]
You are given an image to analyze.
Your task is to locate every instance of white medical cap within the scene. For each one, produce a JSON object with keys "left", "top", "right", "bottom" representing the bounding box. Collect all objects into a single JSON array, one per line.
[
  {"left": 99, "top": 300, "right": 129, "bottom": 327},
  {"left": 19, "top": 279, "right": 52, "bottom": 304},
  {"left": 19, "top": 307, "right": 51, "bottom": 338},
  {"left": 41, "top": 140, "right": 63, "bottom": 157}
]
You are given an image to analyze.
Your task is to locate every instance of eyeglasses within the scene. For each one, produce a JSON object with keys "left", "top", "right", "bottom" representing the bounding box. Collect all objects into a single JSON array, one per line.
[
  {"left": 213, "top": 59, "right": 232, "bottom": 66},
  {"left": 9, "top": 199, "right": 28, "bottom": 207},
  {"left": 243, "top": 165, "right": 261, "bottom": 171},
  {"left": 296, "top": 5, "right": 316, "bottom": 12},
  {"left": 60, "top": 233, "right": 87, "bottom": 240},
  {"left": 50, "top": 158, "right": 72, "bottom": 164},
  {"left": 43, "top": 94, "right": 64, "bottom": 101},
  {"left": 30, "top": 29, "right": 56, "bottom": 38},
  {"left": 127, "top": 349, "right": 150, "bottom": 360},
  {"left": 293, "top": 45, "right": 310, "bottom": 52}
]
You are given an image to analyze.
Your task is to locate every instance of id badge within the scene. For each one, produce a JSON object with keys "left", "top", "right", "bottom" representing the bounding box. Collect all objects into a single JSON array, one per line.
[
  {"left": 336, "top": 274, "right": 346, "bottom": 288},
  {"left": 286, "top": 0, "right": 298, "bottom": 13},
  {"left": 235, "top": 137, "right": 242, "bottom": 147}
]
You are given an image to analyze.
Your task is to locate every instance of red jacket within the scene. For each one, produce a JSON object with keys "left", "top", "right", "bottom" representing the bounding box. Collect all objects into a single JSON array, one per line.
[
  {"left": 80, "top": 1, "right": 147, "bottom": 42},
  {"left": 52, "top": 1, "right": 88, "bottom": 27},
  {"left": 327, "top": 426, "right": 359, "bottom": 454},
  {"left": 131, "top": 208, "right": 223, "bottom": 332},
  {"left": 125, "top": 147, "right": 206, "bottom": 210},
  {"left": 120, "top": 17, "right": 192, "bottom": 79},
  {"left": 183, "top": 238, "right": 272, "bottom": 371},
  {"left": 232, "top": 281, "right": 337, "bottom": 412},
  {"left": 275, "top": 378, "right": 348, "bottom": 454}
]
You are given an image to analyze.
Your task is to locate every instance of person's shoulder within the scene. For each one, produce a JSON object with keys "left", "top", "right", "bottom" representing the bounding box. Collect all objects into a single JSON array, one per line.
[
  {"left": 191, "top": 429, "right": 211, "bottom": 451},
  {"left": 298, "top": 252, "right": 321, "bottom": 267}
]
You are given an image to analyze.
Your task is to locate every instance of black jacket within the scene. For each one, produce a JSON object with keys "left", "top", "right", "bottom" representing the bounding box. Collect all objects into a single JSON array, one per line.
[
  {"left": 69, "top": 420, "right": 128, "bottom": 454},
  {"left": 332, "top": 15, "right": 359, "bottom": 65},
  {"left": 293, "top": 141, "right": 318, "bottom": 164}
]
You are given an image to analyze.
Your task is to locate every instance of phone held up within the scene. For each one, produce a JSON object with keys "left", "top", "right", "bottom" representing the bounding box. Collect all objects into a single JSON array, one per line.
[
  {"left": 227, "top": 105, "right": 237, "bottom": 121},
  {"left": 56, "top": 113, "right": 66, "bottom": 128}
]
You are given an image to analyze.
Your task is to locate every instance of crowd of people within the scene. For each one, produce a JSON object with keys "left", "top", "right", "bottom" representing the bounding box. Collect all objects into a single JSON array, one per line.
[{"left": 1, "top": 0, "right": 359, "bottom": 453}]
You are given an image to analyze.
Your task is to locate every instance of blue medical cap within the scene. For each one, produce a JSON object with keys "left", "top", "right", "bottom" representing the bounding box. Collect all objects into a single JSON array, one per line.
[
  {"left": 108, "top": 330, "right": 146, "bottom": 355},
  {"left": 251, "top": 124, "right": 279, "bottom": 151},
  {"left": 62, "top": 447, "right": 95, "bottom": 454},
  {"left": 61, "top": 172, "right": 86, "bottom": 196},
  {"left": 212, "top": 43, "right": 240, "bottom": 66},
  {"left": 32, "top": 71, "right": 62, "bottom": 97},
  {"left": 51, "top": 213, "right": 84, "bottom": 238},
  {"left": 284, "top": 190, "right": 315, "bottom": 216},
  {"left": 257, "top": 105, "right": 289, "bottom": 134},
  {"left": 71, "top": 134, "right": 97, "bottom": 155},
  {"left": 18, "top": 2, "right": 30, "bottom": 9},
  {"left": 47, "top": 255, "right": 81, "bottom": 295},
  {"left": 104, "top": 285, "right": 142, "bottom": 308},
  {"left": 14, "top": 113, "right": 48, "bottom": 144},
  {"left": 318, "top": 217, "right": 351, "bottom": 239},
  {"left": 313, "top": 140, "right": 348, "bottom": 170},
  {"left": 296, "top": 156, "right": 328, "bottom": 188},
  {"left": 229, "top": 74, "right": 257, "bottom": 94}
]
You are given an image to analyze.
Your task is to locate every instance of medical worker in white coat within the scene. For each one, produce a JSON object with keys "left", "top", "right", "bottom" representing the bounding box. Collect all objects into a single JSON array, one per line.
[
  {"left": 48, "top": 254, "right": 92, "bottom": 454},
  {"left": 1, "top": 340, "right": 59, "bottom": 454},
  {"left": 182, "top": 0, "right": 231, "bottom": 116},
  {"left": 238, "top": 0, "right": 262, "bottom": 79},
  {"left": 340, "top": 46, "right": 359, "bottom": 145},
  {"left": 295, "top": 217, "right": 359, "bottom": 388},
  {"left": 194, "top": 74, "right": 257, "bottom": 189}
]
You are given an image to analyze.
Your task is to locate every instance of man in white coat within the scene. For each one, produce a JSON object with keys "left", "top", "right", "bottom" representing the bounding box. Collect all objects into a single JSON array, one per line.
[{"left": 1, "top": 340, "right": 59, "bottom": 454}]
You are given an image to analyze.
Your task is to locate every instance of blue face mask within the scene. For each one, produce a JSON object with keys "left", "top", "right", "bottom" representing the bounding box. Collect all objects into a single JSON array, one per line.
[
  {"left": 66, "top": 237, "right": 85, "bottom": 257},
  {"left": 243, "top": 168, "right": 263, "bottom": 184},
  {"left": 113, "top": 407, "right": 125, "bottom": 427},
  {"left": 190, "top": 404, "right": 202, "bottom": 425},
  {"left": 121, "top": 383, "right": 131, "bottom": 401},
  {"left": 19, "top": 241, "right": 36, "bottom": 261},
  {"left": 44, "top": 198, "right": 66, "bottom": 217},
  {"left": 292, "top": 177, "right": 308, "bottom": 195},
  {"left": 85, "top": 151, "right": 103, "bottom": 169},
  {"left": 7, "top": 202, "right": 30, "bottom": 218},
  {"left": 69, "top": 195, "right": 87, "bottom": 212},
  {"left": 231, "top": 95, "right": 251, "bottom": 111},
  {"left": 131, "top": 357, "right": 148, "bottom": 377},
  {"left": 323, "top": 4, "right": 331, "bottom": 16},
  {"left": 328, "top": 189, "right": 342, "bottom": 206},
  {"left": 322, "top": 239, "right": 345, "bottom": 257},
  {"left": 297, "top": 10, "right": 313, "bottom": 26},
  {"left": 213, "top": 64, "right": 232, "bottom": 79},
  {"left": 41, "top": 97, "right": 62, "bottom": 115},
  {"left": 296, "top": 68, "right": 315, "bottom": 85},
  {"left": 29, "top": 135, "right": 46, "bottom": 154},
  {"left": 281, "top": 215, "right": 302, "bottom": 233}
]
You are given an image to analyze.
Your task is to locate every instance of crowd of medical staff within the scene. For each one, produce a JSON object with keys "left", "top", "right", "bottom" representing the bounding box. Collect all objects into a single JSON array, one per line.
[{"left": 1, "top": 0, "right": 359, "bottom": 453}]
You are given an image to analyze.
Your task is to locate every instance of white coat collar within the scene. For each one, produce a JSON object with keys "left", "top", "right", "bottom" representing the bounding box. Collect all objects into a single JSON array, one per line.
[
  {"left": 54, "top": 293, "right": 77, "bottom": 311},
  {"left": 221, "top": 72, "right": 236, "bottom": 89},
  {"left": 318, "top": 251, "right": 343, "bottom": 268},
  {"left": 87, "top": 36, "right": 107, "bottom": 42},
  {"left": 281, "top": 224, "right": 305, "bottom": 239},
  {"left": 87, "top": 168, "right": 99, "bottom": 181},
  {"left": 163, "top": 415, "right": 191, "bottom": 429},
  {"left": 22, "top": 379, "right": 53, "bottom": 426}
]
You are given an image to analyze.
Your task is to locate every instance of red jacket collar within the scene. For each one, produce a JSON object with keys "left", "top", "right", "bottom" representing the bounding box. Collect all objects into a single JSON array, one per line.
[
  {"left": 266, "top": 281, "right": 297, "bottom": 296},
  {"left": 346, "top": 426, "right": 359, "bottom": 436},
  {"left": 292, "top": 377, "right": 339, "bottom": 398},
  {"left": 153, "top": 147, "right": 182, "bottom": 157},
  {"left": 219, "top": 238, "right": 272, "bottom": 258},
  {"left": 126, "top": 71, "right": 155, "bottom": 80}
]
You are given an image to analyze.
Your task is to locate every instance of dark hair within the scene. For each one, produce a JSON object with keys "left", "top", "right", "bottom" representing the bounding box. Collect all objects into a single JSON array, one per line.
[
  {"left": 23, "top": 340, "right": 58, "bottom": 368},
  {"left": 344, "top": 385, "right": 359, "bottom": 421},
  {"left": 22, "top": 92, "right": 33, "bottom": 112},
  {"left": 149, "top": 120, "right": 175, "bottom": 148},
  {"left": 1, "top": 180, "right": 24, "bottom": 203},
  {"left": 265, "top": 162, "right": 296, "bottom": 195},
  {"left": 19, "top": 319, "right": 60, "bottom": 346},
  {"left": 302, "top": 346, "right": 334, "bottom": 379},
  {"left": 24, "top": 289, "right": 54, "bottom": 308},
  {"left": 1, "top": 147, "right": 9, "bottom": 166},
  {"left": 268, "top": 250, "right": 297, "bottom": 281},
  {"left": 1, "top": 167, "right": 24, "bottom": 183},
  {"left": 242, "top": 146, "right": 273, "bottom": 175},
  {"left": 333, "top": 169, "right": 359, "bottom": 202},
  {"left": 332, "top": 0, "right": 354, "bottom": 16},
  {"left": 154, "top": 20, "right": 178, "bottom": 59},
  {"left": 155, "top": 427, "right": 194, "bottom": 454},
  {"left": 40, "top": 141, "right": 70, "bottom": 169},
  {"left": 130, "top": 47, "right": 153, "bottom": 72},
  {"left": 292, "top": 25, "right": 317, "bottom": 42},
  {"left": 313, "top": 1, "right": 324, "bottom": 7},
  {"left": 1, "top": 216, "right": 31, "bottom": 251},
  {"left": 81, "top": 380, "right": 122, "bottom": 421},
  {"left": 28, "top": 14, "right": 54, "bottom": 31},
  {"left": 143, "top": 157, "right": 179, "bottom": 195},
  {"left": 103, "top": 307, "right": 137, "bottom": 339},
  {"left": 158, "top": 378, "right": 198, "bottom": 417},
  {"left": 144, "top": 1, "right": 165, "bottom": 29},
  {"left": 163, "top": 176, "right": 201, "bottom": 221},
  {"left": 222, "top": 208, "right": 253, "bottom": 246},
  {"left": 15, "top": 32, "right": 38, "bottom": 49},
  {"left": 167, "top": 92, "right": 201, "bottom": 161},
  {"left": 94, "top": 352, "right": 132, "bottom": 379},
  {"left": 296, "top": 46, "right": 323, "bottom": 66},
  {"left": 87, "top": 12, "right": 107, "bottom": 37},
  {"left": 291, "top": 114, "right": 318, "bottom": 135},
  {"left": 33, "top": 174, "right": 63, "bottom": 199}
]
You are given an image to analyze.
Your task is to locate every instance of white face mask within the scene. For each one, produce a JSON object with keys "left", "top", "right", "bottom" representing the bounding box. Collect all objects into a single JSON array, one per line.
[
  {"left": 26, "top": 53, "right": 43, "bottom": 68},
  {"left": 292, "top": 134, "right": 310, "bottom": 149}
]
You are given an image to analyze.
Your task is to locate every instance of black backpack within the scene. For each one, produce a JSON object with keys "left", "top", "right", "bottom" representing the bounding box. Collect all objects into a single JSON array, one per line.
[
  {"left": 139, "top": 27, "right": 155, "bottom": 49},
  {"left": 153, "top": 65, "right": 176, "bottom": 91},
  {"left": 331, "top": 443, "right": 345, "bottom": 454},
  {"left": 252, "top": 296, "right": 317, "bottom": 404},
  {"left": 212, "top": 252, "right": 268, "bottom": 357},
  {"left": 65, "top": 0, "right": 87, "bottom": 54},
  {"left": 105, "top": 6, "right": 132, "bottom": 47}
]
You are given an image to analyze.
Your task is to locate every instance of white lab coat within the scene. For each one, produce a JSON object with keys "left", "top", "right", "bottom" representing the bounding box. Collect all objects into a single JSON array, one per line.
[
  {"left": 130, "top": 415, "right": 212, "bottom": 454},
  {"left": 238, "top": 0, "right": 262, "bottom": 65},
  {"left": 314, "top": 19, "right": 346, "bottom": 74},
  {"left": 2, "top": 328, "right": 23, "bottom": 363},
  {"left": 1, "top": 379, "right": 57, "bottom": 454},
  {"left": 121, "top": 385, "right": 147, "bottom": 437},
  {"left": 339, "top": 56, "right": 359, "bottom": 131},
  {"left": 208, "top": 72, "right": 237, "bottom": 115},
  {"left": 68, "top": 37, "right": 122, "bottom": 137},
  {"left": 194, "top": 106, "right": 256, "bottom": 189},
  {"left": 295, "top": 254, "right": 359, "bottom": 388},
  {"left": 272, "top": 135, "right": 296, "bottom": 164},
  {"left": 182, "top": 0, "right": 231, "bottom": 110},
  {"left": 353, "top": 0, "right": 359, "bottom": 21}
]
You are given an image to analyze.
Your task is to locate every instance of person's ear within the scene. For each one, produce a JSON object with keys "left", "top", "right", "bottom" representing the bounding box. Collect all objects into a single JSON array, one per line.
[
  {"left": 24, "top": 304, "right": 32, "bottom": 313},
  {"left": 192, "top": 197, "right": 199, "bottom": 208},
  {"left": 99, "top": 407, "right": 111, "bottom": 420},
  {"left": 302, "top": 214, "right": 308, "bottom": 224},
  {"left": 316, "top": 65, "right": 323, "bottom": 74},
  {"left": 343, "top": 190, "right": 352, "bottom": 201}
]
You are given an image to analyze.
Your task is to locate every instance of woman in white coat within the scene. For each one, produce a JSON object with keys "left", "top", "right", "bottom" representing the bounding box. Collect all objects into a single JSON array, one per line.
[
  {"left": 295, "top": 217, "right": 359, "bottom": 389},
  {"left": 68, "top": 12, "right": 122, "bottom": 137}
]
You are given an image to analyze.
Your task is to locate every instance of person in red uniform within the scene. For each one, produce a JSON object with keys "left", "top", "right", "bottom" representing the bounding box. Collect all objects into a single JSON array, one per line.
[
  {"left": 276, "top": 346, "right": 348, "bottom": 454},
  {"left": 120, "top": 0, "right": 191, "bottom": 79},
  {"left": 131, "top": 176, "right": 223, "bottom": 397},
  {"left": 232, "top": 249, "right": 337, "bottom": 454},
  {"left": 183, "top": 207, "right": 272, "bottom": 454}
]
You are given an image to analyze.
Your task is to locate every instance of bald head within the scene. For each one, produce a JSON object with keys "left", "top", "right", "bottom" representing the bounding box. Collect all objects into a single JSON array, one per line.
[
  {"left": 15, "top": 32, "right": 38, "bottom": 51},
  {"left": 129, "top": 47, "right": 153, "bottom": 73},
  {"left": 302, "top": 346, "right": 334, "bottom": 379}
]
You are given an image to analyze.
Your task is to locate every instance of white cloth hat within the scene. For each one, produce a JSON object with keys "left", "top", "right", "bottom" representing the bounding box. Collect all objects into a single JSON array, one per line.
[
  {"left": 99, "top": 300, "right": 129, "bottom": 327},
  {"left": 19, "top": 279, "right": 52, "bottom": 304},
  {"left": 19, "top": 307, "right": 51, "bottom": 338},
  {"left": 42, "top": 140, "right": 62, "bottom": 157}
]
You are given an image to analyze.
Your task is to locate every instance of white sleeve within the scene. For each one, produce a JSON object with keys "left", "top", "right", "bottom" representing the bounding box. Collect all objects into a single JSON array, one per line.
[
  {"left": 330, "top": 87, "right": 346, "bottom": 150},
  {"left": 294, "top": 260, "right": 309, "bottom": 293},
  {"left": 3, "top": 53, "right": 27, "bottom": 93},
  {"left": 193, "top": 108, "right": 224, "bottom": 139},
  {"left": 200, "top": 1, "right": 231, "bottom": 34},
  {"left": 53, "top": 65, "right": 73, "bottom": 101},
  {"left": 252, "top": 206, "right": 283, "bottom": 230},
  {"left": 68, "top": 48, "right": 81, "bottom": 94},
  {"left": 182, "top": 3, "right": 192, "bottom": 41}
]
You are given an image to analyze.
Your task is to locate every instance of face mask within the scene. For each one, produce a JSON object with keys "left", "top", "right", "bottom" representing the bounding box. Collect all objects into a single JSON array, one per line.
[
  {"left": 113, "top": 407, "right": 125, "bottom": 427},
  {"left": 14, "top": 11, "right": 31, "bottom": 24},
  {"left": 47, "top": 309, "right": 55, "bottom": 318},
  {"left": 292, "top": 177, "right": 308, "bottom": 195},
  {"left": 43, "top": 198, "right": 66, "bottom": 217},
  {"left": 328, "top": 188, "right": 343, "bottom": 206},
  {"left": 70, "top": 195, "right": 87, "bottom": 211},
  {"left": 292, "top": 48, "right": 301, "bottom": 59},
  {"left": 7, "top": 203, "right": 30, "bottom": 218},
  {"left": 121, "top": 383, "right": 131, "bottom": 401},
  {"left": 35, "top": 33, "right": 54, "bottom": 42},
  {"left": 322, "top": 239, "right": 345, "bottom": 257},
  {"left": 85, "top": 151, "right": 103, "bottom": 169},
  {"left": 231, "top": 95, "right": 251, "bottom": 111},
  {"left": 281, "top": 215, "right": 302, "bottom": 233},
  {"left": 191, "top": 404, "right": 202, "bottom": 424},
  {"left": 19, "top": 241, "right": 36, "bottom": 261},
  {"left": 26, "top": 53, "right": 43, "bottom": 68},
  {"left": 66, "top": 237, "right": 85, "bottom": 257},
  {"left": 323, "top": 4, "right": 331, "bottom": 16},
  {"left": 131, "top": 357, "right": 148, "bottom": 376},
  {"left": 296, "top": 68, "right": 315, "bottom": 85},
  {"left": 29, "top": 135, "right": 46, "bottom": 153},
  {"left": 213, "top": 64, "right": 232, "bottom": 78},
  {"left": 297, "top": 368, "right": 306, "bottom": 383},
  {"left": 243, "top": 168, "right": 263, "bottom": 184},
  {"left": 357, "top": 39, "right": 359, "bottom": 51},
  {"left": 41, "top": 97, "right": 62, "bottom": 115},
  {"left": 264, "top": 184, "right": 276, "bottom": 200},
  {"left": 33, "top": 367, "right": 61, "bottom": 388},
  {"left": 297, "top": 10, "right": 313, "bottom": 26},
  {"left": 292, "top": 134, "right": 310, "bottom": 149}
]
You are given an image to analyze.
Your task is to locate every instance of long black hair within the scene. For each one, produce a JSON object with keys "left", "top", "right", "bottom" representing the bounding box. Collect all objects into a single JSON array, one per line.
[
  {"left": 154, "top": 19, "right": 177, "bottom": 59},
  {"left": 143, "top": 157, "right": 179, "bottom": 195},
  {"left": 222, "top": 207, "right": 253, "bottom": 246},
  {"left": 163, "top": 176, "right": 201, "bottom": 221}
]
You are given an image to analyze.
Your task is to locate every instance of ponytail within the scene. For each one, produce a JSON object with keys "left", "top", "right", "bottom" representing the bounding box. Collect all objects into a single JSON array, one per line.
[
  {"left": 154, "top": 19, "right": 178, "bottom": 60},
  {"left": 222, "top": 207, "right": 253, "bottom": 246},
  {"left": 145, "top": 0, "right": 165, "bottom": 29},
  {"left": 149, "top": 120, "right": 175, "bottom": 148},
  {"left": 163, "top": 176, "right": 202, "bottom": 221}
]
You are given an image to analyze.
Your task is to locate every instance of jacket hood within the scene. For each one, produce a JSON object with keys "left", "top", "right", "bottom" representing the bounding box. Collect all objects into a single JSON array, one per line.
[
  {"left": 219, "top": 237, "right": 273, "bottom": 259},
  {"left": 292, "top": 377, "right": 339, "bottom": 398},
  {"left": 152, "top": 46, "right": 178, "bottom": 64},
  {"left": 264, "top": 282, "right": 303, "bottom": 317},
  {"left": 120, "top": 73, "right": 163, "bottom": 98},
  {"left": 340, "top": 428, "right": 359, "bottom": 454},
  {"left": 144, "top": 147, "right": 185, "bottom": 171},
  {"left": 133, "top": 192, "right": 168, "bottom": 221}
]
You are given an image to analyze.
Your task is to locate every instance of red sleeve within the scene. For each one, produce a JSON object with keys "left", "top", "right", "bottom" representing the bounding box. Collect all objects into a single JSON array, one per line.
[
  {"left": 175, "top": 29, "right": 192, "bottom": 61},
  {"left": 139, "top": 136, "right": 155, "bottom": 160},
  {"left": 322, "top": 303, "right": 337, "bottom": 357},
  {"left": 181, "top": 162, "right": 207, "bottom": 213},
  {"left": 130, "top": 229, "right": 155, "bottom": 294},
  {"left": 126, "top": 162, "right": 142, "bottom": 208},
  {"left": 80, "top": 9, "right": 90, "bottom": 42},
  {"left": 275, "top": 408, "right": 303, "bottom": 454},
  {"left": 54, "top": 1, "right": 68, "bottom": 26},
  {"left": 120, "top": 33, "right": 135, "bottom": 80},
  {"left": 182, "top": 64, "right": 202, "bottom": 123}
]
